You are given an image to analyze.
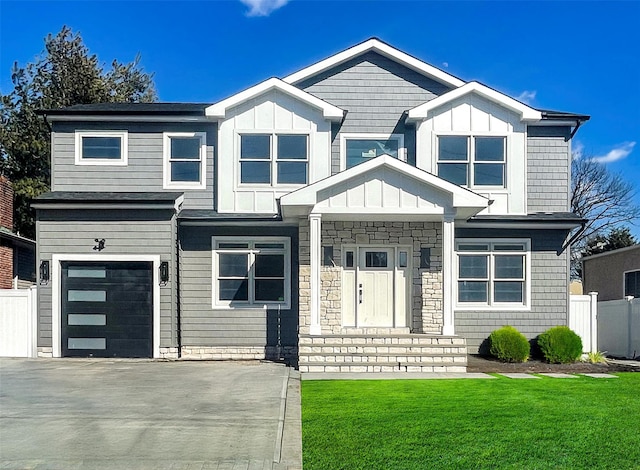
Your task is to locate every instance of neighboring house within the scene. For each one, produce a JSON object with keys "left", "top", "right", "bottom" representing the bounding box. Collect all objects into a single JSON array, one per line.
[
  {"left": 33, "top": 38, "right": 588, "bottom": 371},
  {"left": 583, "top": 245, "right": 640, "bottom": 301},
  {"left": 0, "top": 176, "right": 36, "bottom": 289}
]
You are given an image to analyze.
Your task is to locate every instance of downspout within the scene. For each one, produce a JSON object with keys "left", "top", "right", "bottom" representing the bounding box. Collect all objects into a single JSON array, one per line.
[
  {"left": 559, "top": 219, "right": 587, "bottom": 255},
  {"left": 568, "top": 119, "right": 585, "bottom": 141}
]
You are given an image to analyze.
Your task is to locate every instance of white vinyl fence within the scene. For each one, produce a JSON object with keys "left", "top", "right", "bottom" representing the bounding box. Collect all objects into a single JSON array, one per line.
[
  {"left": 0, "top": 287, "right": 37, "bottom": 357},
  {"left": 569, "top": 293, "right": 598, "bottom": 353},
  {"left": 597, "top": 298, "right": 640, "bottom": 359}
]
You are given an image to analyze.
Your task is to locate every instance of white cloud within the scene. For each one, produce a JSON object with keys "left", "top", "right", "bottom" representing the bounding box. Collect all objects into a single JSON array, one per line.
[
  {"left": 442, "top": 62, "right": 449, "bottom": 68},
  {"left": 593, "top": 142, "right": 636, "bottom": 164},
  {"left": 572, "top": 141, "right": 585, "bottom": 160},
  {"left": 516, "top": 90, "right": 536, "bottom": 105},
  {"left": 239, "top": 0, "right": 289, "bottom": 17}
]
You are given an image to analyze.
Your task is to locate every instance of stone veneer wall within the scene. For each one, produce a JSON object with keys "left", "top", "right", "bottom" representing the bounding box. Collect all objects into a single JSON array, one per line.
[{"left": 298, "top": 220, "right": 443, "bottom": 335}]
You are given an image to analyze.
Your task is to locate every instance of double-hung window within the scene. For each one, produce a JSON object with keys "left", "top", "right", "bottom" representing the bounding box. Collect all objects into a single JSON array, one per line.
[
  {"left": 163, "top": 132, "right": 206, "bottom": 189},
  {"left": 625, "top": 270, "right": 640, "bottom": 297},
  {"left": 75, "top": 130, "right": 128, "bottom": 165},
  {"left": 239, "top": 134, "right": 308, "bottom": 185},
  {"left": 342, "top": 133, "right": 405, "bottom": 169},
  {"left": 456, "top": 240, "right": 530, "bottom": 308},
  {"left": 438, "top": 136, "right": 506, "bottom": 187},
  {"left": 213, "top": 238, "right": 291, "bottom": 308}
]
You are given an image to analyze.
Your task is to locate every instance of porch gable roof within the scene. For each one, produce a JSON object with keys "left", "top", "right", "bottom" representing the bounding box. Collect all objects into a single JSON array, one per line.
[{"left": 279, "top": 155, "right": 489, "bottom": 220}]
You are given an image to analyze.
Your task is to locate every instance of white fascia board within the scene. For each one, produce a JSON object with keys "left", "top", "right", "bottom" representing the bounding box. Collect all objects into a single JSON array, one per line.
[
  {"left": 407, "top": 82, "right": 542, "bottom": 123},
  {"left": 45, "top": 115, "right": 209, "bottom": 123},
  {"left": 283, "top": 39, "right": 465, "bottom": 88},
  {"left": 280, "top": 154, "right": 489, "bottom": 209},
  {"left": 205, "top": 77, "right": 344, "bottom": 121}
]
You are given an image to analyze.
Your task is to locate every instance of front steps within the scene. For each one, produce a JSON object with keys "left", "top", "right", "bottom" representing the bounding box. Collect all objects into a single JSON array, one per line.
[{"left": 298, "top": 333, "right": 467, "bottom": 373}]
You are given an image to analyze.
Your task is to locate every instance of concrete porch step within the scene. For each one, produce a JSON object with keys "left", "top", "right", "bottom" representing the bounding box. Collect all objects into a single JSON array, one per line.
[
  {"left": 299, "top": 362, "right": 468, "bottom": 373},
  {"left": 299, "top": 334, "right": 465, "bottom": 346}
]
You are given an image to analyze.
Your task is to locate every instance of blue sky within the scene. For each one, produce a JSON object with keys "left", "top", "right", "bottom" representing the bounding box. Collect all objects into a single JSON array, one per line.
[{"left": 1, "top": 0, "right": 638, "bottom": 234}]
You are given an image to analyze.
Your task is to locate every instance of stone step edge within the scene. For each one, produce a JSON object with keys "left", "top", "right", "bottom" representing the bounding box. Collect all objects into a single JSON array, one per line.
[
  {"left": 300, "top": 334, "right": 464, "bottom": 339},
  {"left": 299, "top": 342, "right": 467, "bottom": 349},
  {"left": 299, "top": 365, "right": 468, "bottom": 373},
  {"left": 298, "top": 360, "right": 468, "bottom": 367},
  {"left": 299, "top": 351, "right": 468, "bottom": 358}
]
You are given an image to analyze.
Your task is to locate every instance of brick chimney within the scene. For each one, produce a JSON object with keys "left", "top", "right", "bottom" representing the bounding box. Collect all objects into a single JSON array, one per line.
[
  {"left": 0, "top": 176, "right": 15, "bottom": 288},
  {"left": 0, "top": 175, "right": 13, "bottom": 231}
]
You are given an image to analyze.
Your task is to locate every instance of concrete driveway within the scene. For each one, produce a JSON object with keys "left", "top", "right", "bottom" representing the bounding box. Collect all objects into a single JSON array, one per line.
[{"left": 0, "top": 358, "right": 301, "bottom": 470}]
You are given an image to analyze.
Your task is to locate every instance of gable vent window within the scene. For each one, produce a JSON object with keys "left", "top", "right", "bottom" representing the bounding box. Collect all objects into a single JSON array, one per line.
[
  {"left": 240, "top": 134, "right": 308, "bottom": 186},
  {"left": 438, "top": 136, "right": 506, "bottom": 188},
  {"left": 163, "top": 132, "right": 206, "bottom": 189},
  {"left": 75, "top": 131, "right": 128, "bottom": 166}
]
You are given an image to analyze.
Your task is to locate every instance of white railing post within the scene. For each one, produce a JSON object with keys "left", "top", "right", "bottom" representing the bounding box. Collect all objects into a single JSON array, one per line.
[{"left": 588, "top": 291, "right": 598, "bottom": 353}]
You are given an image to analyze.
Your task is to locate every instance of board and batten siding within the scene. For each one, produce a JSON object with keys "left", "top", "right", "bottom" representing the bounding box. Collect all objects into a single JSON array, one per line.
[
  {"left": 454, "top": 228, "right": 570, "bottom": 353},
  {"left": 36, "top": 209, "right": 177, "bottom": 349},
  {"left": 297, "top": 51, "right": 452, "bottom": 172},
  {"left": 217, "top": 89, "right": 332, "bottom": 213},
  {"left": 526, "top": 126, "right": 571, "bottom": 213},
  {"left": 178, "top": 224, "right": 298, "bottom": 348},
  {"left": 51, "top": 121, "right": 216, "bottom": 210}
]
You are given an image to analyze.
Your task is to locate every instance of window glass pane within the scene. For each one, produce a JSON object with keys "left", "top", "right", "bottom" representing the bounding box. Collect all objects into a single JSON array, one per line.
[
  {"left": 240, "top": 161, "right": 270, "bottom": 184},
  {"left": 458, "top": 281, "right": 488, "bottom": 302},
  {"left": 68, "top": 314, "right": 106, "bottom": 326},
  {"left": 68, "top": 290, "right": 106, "bottom": 302},
  {"left": 171, "top": 161, "right": 200, "bottom": 182},
  {"left": 219, "top": 254, "right": 248, "bottom": 277},
  {"left": 218, "top": 243, "right": 249, "bottom": 249},
  {"left": 494, "top": 281, "right": 524, "bottom": 302},
  {"left": 458, "top": 244, "right": 489, "bottom": 252},
  {"left": 399, "top": 251, "right": 408, "bottom": 268},
  {"left": 277, "top": 135, "right": 307, "bottom": 159},
  {"left": 277, "top": 162, "right": 307, "bottom": 184},
  {"left": 365, "top": 251, "right": 388, "bottom": 268},
  {"left": 241, "top": 135, "right": 270, "bottom": 159},
  {"left": 255, "top": 243, "right": 284, "bottom": 249},
  {"left": 219, "top": 279, "right": 248, "bottom": 301},
  {"left": 495, "top": 255, "right": 524, "bottom": 279},
  {"left": 459, "top": 255, "right": 488, "bottom": 279},
  {"left": 438, "top": 163, "right": 468, "bottom": 185},
  {"left": 68, "top": 338, "right": 106, "bottom": 350},
  {"left": 346, "top": 139, "right": 399, "bottom": 168},
  {"left": 625, "top": 271, "right": 640, "bottom": 297},
  {"left": 474, "top": 163, "right": 504, "bottom": 186},
  {"left": 171, "top": 137, "right": 200, "bottom": 159},
  {"left": 438, "top": 136, "right": 468, "bottom": 161},
  {"left": 68, "top": 267, "right": 106, "bottom": 278},
  {"left": 255, "top": 254, "right": 284, "bottom": 277},
  {"left": 255, "top": 279, "right": 285, "bottom": 302},
  {"left": 82, "top": 137, "right": 121, "bottom": 159},
  {"left": 494, "top": 244, "right": 525, "bottom": 251},
  {"left": 345, "top": 251, "right": 354, "bottom": 268},
  {"left": 475, "top": 137, "right": 504, "bottom": 162}
]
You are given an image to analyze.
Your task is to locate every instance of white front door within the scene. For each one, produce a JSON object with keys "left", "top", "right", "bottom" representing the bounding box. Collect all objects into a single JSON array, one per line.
[{"left": 357, "top": 248, "right": 395, "bottom": 327}]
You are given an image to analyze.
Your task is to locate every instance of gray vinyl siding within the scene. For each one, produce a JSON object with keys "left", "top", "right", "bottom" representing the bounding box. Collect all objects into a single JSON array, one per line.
[
  {"left": 527, "top": 126, "right": 571, "bottom": 213},
  {"left": 454, "top": 228, "right": 570, "bottom": 354},
  {"left": 178, "top": 224, "right": 298, "bottom": 348},
  {"left": 296, "top": 51, "right": 452, "bottom": 172},
  {"left": 36, "top": 209, "right": 176, "bottom": 349},
  {"left": 51, "top": 121, "right": 216, "bottom": 210}
]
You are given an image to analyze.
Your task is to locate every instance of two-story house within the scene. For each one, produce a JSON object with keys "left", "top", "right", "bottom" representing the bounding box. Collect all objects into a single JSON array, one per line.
[{"left": 34, "top": 38, "right": 588, "bottom": 372}]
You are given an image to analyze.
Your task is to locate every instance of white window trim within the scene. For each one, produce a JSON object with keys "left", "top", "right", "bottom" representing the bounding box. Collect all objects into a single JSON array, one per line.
[
  {"left": 163, "top": 132, "right": 207, "bottom": 190},
  {"left": 211, "top": 236, "right": 291, "bottom": 309},
  {"left": 454, "top": 238, "right": 531, "bottom": 311},
  {"left": 623, "top": 269, "right": 639, "bottom": 298},
  {"left": 236, "top": 131, "right": 310, "bottom": 188},
  {"left": 435, "top": 133, "right": 509, "bottom": 190},
  {"left": 340, "top": 133, "right": 406, "bottom": 171},
  {"left": 74, "top": 130, "right": 128, "bottom": 166}
]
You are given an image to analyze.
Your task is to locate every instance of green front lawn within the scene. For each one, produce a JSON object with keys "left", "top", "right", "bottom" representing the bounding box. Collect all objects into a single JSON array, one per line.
[{"left": 302, "top": 374, "right": 640, "bottom": 469}]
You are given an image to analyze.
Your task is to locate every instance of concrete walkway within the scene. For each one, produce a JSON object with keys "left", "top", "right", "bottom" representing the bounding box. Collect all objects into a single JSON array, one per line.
[{"left": 0, "top": 358, "right": 301, "bottom": 470}]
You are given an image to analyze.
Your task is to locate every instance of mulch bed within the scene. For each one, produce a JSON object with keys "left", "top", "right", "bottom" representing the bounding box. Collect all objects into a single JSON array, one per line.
[{"left": 467, "top": 354, "right": 640, "bottom": 373}]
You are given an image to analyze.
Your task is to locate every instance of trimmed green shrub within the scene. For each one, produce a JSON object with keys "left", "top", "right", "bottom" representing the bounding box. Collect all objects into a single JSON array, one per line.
[
  {"left": 489, "top": 326, "right": 530, "bottom": 362},
  {"left": 538, "top": 326, "right": 583, "bottom": 364}
]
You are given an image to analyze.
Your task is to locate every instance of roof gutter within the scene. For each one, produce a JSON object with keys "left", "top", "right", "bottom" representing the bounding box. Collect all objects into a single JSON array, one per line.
[{"left": 559, "top": 218, "right": 587, "bottom": 255}]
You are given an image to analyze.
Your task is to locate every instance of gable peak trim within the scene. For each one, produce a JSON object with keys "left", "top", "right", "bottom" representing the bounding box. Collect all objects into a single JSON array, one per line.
[
  {"left": 282, "top": 38, "right": 465, "bottom": 88},
  {"left": 205, "top": 77, "right": 344, "bottom": 121}
]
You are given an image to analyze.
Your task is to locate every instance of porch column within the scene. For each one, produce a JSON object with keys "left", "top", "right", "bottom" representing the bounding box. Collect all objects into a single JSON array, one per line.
[
  {"left": 442, "top": 213, "right": 455, "bottom": 335},
  {"left": 309, "top": 213, "right": 322, "bottom": 335}
]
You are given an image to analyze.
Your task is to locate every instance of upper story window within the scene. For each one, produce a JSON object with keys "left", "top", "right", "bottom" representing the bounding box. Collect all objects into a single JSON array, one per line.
[
  {"left": 163, "top": 132, "right": 206, "bottom": 189},
  {"left": 456, "top": 239, "right": 530, "bottom": 309},
  {"left": 75, "top": 130, "right": 128, "bottom": 166},
  {"left": 239, "top": 133, "right": 308, "bottom": 185},
  {"left": 625, "top": 270, "right": 639, "bottom": 297},
  {"left": 341, "top": 133, "right": 405, "bottom": 169},
  {"left": 438, "top": 136, "right": 505, "bottom": 188}
]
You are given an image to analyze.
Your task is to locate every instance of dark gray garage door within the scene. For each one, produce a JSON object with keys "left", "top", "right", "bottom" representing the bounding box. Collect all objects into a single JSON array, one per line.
[{"left": 61, "top": 261, "right": 153, "bottom": 358}]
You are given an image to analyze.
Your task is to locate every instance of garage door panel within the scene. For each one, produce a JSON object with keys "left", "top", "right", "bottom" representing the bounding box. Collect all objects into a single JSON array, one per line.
[{"left": 61, "top": 261, "right": 153, "bottom": 358}]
